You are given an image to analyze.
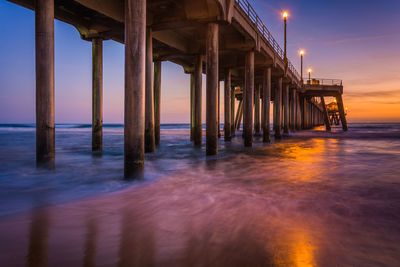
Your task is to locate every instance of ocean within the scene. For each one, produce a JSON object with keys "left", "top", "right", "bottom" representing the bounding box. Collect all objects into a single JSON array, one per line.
[{"left": 0, "top": 123, "right": 400, "bottom": 266}]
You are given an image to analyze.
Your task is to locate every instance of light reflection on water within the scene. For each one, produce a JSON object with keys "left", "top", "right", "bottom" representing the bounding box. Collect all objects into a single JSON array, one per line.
[{"left": 0, "top": 124, "right": 400, "bottom": 266}]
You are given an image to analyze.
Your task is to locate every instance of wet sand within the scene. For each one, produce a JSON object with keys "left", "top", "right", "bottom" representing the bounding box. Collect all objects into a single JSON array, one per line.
[{"left": 1, "top": 125, "right": 400, "bottom": 266}]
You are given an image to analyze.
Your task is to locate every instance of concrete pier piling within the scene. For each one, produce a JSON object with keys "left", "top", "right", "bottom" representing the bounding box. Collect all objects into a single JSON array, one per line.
[
  {"left": 190, "top": 73, "right": 194, "bottom": 141},
  {"left": 218, "top": 83, "right": 221, "bottom": 138},
  {"left": 262, "top": 67, "right": 271, "bottom": 142},
  {"left": 321, "top": 97, "right": 330, "bottom": 130},
  {"left": 194, "top": 55, "right": 203, "bottom": 147},
  {"left": 124, "top": 0, "right": 146, "bottom": 177},
  {"left": 35, "top": 0, "right": 55, "bottom": 168},
  {"left": 206, "top": 23, "right": 219, "bottom": 155},
  {"left": 224, "top": 69, "right": 232, "bottom": 141},
  {"left": 254, "top": 84, "right": 261, "bottom": 135},
  {"left": 283, "top": 84, "right": 289, "bottom": 134},
  {"left": 274, "top": 78, "right": 282, "bottom": 138},
  {"left": 154, "top": 61, "right": 161, "bottom": 146},
  {"left": 296, "top": 93, "right": 301, "bottom": 130},
  {"left": 243, "top": 51, "right": 254, "bottom": 147},
  {"left": 231, "top": 86, "right": 236, "bottom": 136},
  {"left": 290, "top": 89, "right": 296, "bottom": 131},
  {"left": 145, "top": 27, "right": 155, "bottom": 153},
  {"left": 92, "top": 38, "right": 103, "bottom": 152},
  {"left": 336, "top": 94, "right": 348, "bottom": 131}
]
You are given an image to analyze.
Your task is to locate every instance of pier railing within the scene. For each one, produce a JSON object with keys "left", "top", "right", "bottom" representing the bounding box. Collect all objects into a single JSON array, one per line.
[
  {"left": 235, "top": 0, "right": 301, "bottom": 82},
  {"left": 304, "top": 78, "right": 343, "bottom": 86}
]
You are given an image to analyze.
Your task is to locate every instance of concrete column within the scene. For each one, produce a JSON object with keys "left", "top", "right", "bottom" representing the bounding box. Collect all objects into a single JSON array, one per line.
[
  {"left": 301, "top": 98, "right": 304, "bottom": 129},
  {"left": 190, "top": 73, "right": 194, "bottom": 141},
  {"left": 224, "top": 69, "right": 232, "bottom": 141},
  {"left": 35, "top": 0, "right": 55, "bottom": 168},
  {"left": 283, "top": 84, "right": 289, "bottom": 134},
  {"left": 194, "top": 55, "right": 203, "bottom": 147},
  {"left": 254, "top": 84, "right": 261, "bottom": 135},
  {"left": 336, "top": 94, "right": 348, "bottom": 131},
  {"left": 274, "top": 78, "right": 282, "bottom": 138},
  {"left": 218, "top": 82, "right": 221, "bottom": 138},
  {"left": 290, "top": 89, "right": 296, "bottom": 131},
  {"left": 311, "top": 104, "right": 314, "bottom": 127},
  {"left": 243, "top": 51, "right": 254, "bottom": 147},
  {"left": 305, "top": 100, "right": 309, "bottom": 129},
  {"left": 296, "top": 93, "right": 301, "bottom": 130},
  {"left": 92, "top": 38, "right": 103, "bottom": 152},
  {"left": 273, "top": 87, "right": 276, "bottom": 132},
  {"left": 231, "top": 86, "right": 235, "bottom": 135},
  {"left": 307, "top": 103, "right": 310, "bottom": 129},
  {"left": 206, "top": 23, "right": 219, "bottom": 155},
  {"left": 145, "top": 27, "right": 155, "bottom": 153},
  {"left": 124, "top": 0, "right": 146, "bottom": 177},
  {"left": 262, "top": 67, "right": 271, "bottom": 142},
  {"left": 154, "top": 61, "right": 161, "bottom": 146},
  {"left": 311, "top": 105, "right": 315, "bottom": 127}
]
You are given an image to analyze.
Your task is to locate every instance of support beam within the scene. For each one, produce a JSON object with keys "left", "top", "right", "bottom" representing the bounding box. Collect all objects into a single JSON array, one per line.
[
  {"left": 254, "top": 84, "right": 261, "bottom": 135},
  {"left": 262, "top": 67, "right": 271, "bottom": 142},
  {"left": 124, "top": 0, "right": 146, "bottom": 177},
  {"left": 36, "top": 0, "right": 55, "bottom": 168},
  {"left": 283, "top": 83, "right": 289, "bottom": 134},
  {"left": 193, "top": 55, "right": 202, "bottom": 147},
  {"left": 231, "top": 86, "right": 235, "bottom": 135},
  {"left": 224, "top": 69, "right": 232, "bottom": 141},
  {"left": 154, "top": 61, "right": 161, "bottom": 146},
  {"left": 243, "top": 51, "right": 254, "bottom": 147},
  {"left": 190, "top": 73, "right": 194, "bottom": 141},
  {"left": 274, "top": 78, "right": 282, "bottom": 138},
  {"left": 336, "top": 94, "right": 348, "bottom": 131},
  {"left": 145, "top": 27, "right": 155, "bottom": 153},
  {"left": 235, "top": 99, "right": 243, "bottom": 130},
  {"left": 206, "top": 23, "right": 219, "bottom": 155},
  {"left": 92, "top": 38, "right": 103, "bottom": 152},
  {"left": 239, "top": 105, "right": 244, "bottom": 130}
]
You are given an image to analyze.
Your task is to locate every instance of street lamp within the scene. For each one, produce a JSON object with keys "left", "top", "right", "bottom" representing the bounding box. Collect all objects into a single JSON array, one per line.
[
  {"left": 300, "top": 50, "right": 304, "bottom": 83},
  {"left": 282, "top": 11, "right": 288, "bottom": 63},
  {"left": 308, "top": 68, "right": 312, "bottom": 84}
]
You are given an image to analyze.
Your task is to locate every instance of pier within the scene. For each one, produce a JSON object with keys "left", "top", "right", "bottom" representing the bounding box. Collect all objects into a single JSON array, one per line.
[{"left": 7, "top": 0, "right": 347, "bottom": 177}]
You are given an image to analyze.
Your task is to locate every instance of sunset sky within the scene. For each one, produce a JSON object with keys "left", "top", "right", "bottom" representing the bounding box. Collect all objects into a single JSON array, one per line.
[{"left": 0, "top": 0, "right": 399, "bottom": 123}]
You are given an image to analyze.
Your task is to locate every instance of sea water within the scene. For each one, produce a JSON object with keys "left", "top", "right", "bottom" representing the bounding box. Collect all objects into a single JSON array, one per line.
[{"left": 0, "top": 123, "right": 399, "bottom": 266}]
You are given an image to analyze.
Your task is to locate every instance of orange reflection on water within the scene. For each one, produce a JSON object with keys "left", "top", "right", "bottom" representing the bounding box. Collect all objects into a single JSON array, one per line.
[
  {"left": 280, "top": 139, "right": 326, "bottom": 162},
  {"left": 291, "top": 230, "right": 316, "bottom": 267}
]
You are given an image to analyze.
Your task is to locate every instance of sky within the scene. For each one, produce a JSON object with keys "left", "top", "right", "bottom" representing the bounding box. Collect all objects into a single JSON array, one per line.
[{"left": 0, "top": 0, "right": 399, "bottom": 123}]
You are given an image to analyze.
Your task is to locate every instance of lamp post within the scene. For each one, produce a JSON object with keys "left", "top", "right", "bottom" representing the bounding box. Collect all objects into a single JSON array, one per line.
[
  {"left": 300, "top": 50, "right": 304, "bottom": 83},
  {"left": 283, "top": 11, "right": 288, "bottom": 64},
  {"left": 308, "top": 68, "right": 312, "bottom": 84}
]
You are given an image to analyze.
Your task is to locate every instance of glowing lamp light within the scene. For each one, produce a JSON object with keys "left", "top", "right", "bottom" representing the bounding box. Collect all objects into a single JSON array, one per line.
[
  {"left": 308, "top": 68, "right": 312, "bottom": 73},
  {"left": 282, "top": 11, "right": 288, "bottom": 19},
  {"left": 300, "top": 50, "right": 304, "bottom": 55}
]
